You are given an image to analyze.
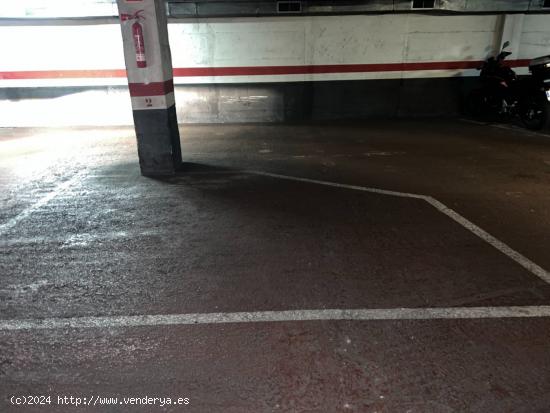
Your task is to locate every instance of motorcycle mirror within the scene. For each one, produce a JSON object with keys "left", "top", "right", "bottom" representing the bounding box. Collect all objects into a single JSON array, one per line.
[{"left": 502, "top": 40, "right": 510, "bottom": 50}]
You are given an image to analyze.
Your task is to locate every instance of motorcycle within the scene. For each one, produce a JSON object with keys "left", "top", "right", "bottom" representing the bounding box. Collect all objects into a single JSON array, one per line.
[{"left": 467, "top": 41, "right": 550, "bottom": 130}]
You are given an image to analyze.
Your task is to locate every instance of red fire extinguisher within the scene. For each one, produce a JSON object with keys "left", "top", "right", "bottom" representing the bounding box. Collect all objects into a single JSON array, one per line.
[{"left": 121, "top": 10, "right": 147, "bottom": 68}]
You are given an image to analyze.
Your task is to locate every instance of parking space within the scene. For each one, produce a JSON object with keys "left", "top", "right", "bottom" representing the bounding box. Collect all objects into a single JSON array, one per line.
[{"left": 1, "top": 119, "right": 550, "bottom": 412}]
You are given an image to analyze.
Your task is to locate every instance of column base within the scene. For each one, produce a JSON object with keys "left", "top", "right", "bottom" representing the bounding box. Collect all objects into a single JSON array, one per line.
[{"left": 132, "top": 105, "right": 182, "bottom": 176}]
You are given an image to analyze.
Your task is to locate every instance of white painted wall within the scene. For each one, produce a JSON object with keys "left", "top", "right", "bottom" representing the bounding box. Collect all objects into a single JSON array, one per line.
[
  {"left": 519, "top": 15, "right": 550, "bottom": 60},
  {"left": 167, "top": 14, "right": 496, "bottom": 83},
  {"left": 0, "top": 24, "right": 124, "bottom": 72},
  {"left": 1, "top": 13, "right": 548, "bottom": 88},
  {"left": 0, "top": 13, "right": 549, "bottom": 126}
]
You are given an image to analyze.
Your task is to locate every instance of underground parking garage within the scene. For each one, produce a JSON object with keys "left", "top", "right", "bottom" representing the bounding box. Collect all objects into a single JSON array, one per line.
[{"left": 1, "top": 0, "right": 550, "bottom": 412}]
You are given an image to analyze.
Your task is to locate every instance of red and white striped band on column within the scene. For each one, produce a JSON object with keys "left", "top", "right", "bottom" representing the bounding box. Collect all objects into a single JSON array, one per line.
[{"left": 129, "top": 78, "right": 175, "bottom": 110}]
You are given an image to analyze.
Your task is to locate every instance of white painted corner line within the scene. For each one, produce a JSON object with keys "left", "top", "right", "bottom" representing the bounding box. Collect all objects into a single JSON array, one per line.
[
  {"left": 423, "top": 197, "right": 550, "bottom": 283},
  {"left": 245, "top": 170, "right": 550, "bottom": 285},
  {"left": 0, "top": 172, "right": 83, "bottom": 236},
  {"left": 2, "top": 306, "right": 550, "bottom": 331}
]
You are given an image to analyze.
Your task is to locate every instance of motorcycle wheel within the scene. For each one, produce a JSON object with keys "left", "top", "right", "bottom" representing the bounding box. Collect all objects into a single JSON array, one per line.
[
  {"left": 466, "top": 90, "right": 488, "bottom": 120},
  {"left": 466, "top": 89, "right": 503, "bottom": 122},
  {"left": 519, "top": 96, "right": 550, "bottom": 131}
]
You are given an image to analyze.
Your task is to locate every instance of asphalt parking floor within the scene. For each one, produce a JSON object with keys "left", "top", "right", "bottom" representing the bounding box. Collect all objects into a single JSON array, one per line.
[{"left": 1, "top": 119, "right": 550, "bottom": 412}]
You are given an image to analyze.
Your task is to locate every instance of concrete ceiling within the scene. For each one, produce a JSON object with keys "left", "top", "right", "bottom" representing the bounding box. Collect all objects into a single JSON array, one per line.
[{"left": 167, "top": 0, "right": 550, "bottom": 18}]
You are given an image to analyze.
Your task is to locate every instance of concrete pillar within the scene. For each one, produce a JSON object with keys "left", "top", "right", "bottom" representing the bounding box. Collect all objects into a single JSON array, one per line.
[{"left": 116, "top": 0, "right": 182, "bottom": 176}]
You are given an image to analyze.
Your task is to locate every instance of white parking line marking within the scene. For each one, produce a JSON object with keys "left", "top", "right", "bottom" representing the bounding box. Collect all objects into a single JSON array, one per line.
[
  {"left": 2, "top": 306, "right": 550, "bottom": 331},
  {"left": 246, "top": 170, "right": 426, "bottom": 199},
  {"left": 0, "top": 172, "right": 83, "bottom": 236},
  {"left": 459, "top": 118, "right": 550, "bottom": 138},
  {"left": 247, "top": 170, "right": 550, "bottom": 284},
  {"left": 424, "top": 197, "right": 550, "bottom": 284},
  {"left": 0, "top": 230, "right": 165, "bottom": 247},
  {"left": 2, "top": 167, "right": 548, "bottom": 285}
]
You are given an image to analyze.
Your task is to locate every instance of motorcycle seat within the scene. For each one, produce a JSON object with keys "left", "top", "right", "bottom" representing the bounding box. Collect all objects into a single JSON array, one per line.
[{"left": 529, "top": 55, "right": 550, "bottom": 67}]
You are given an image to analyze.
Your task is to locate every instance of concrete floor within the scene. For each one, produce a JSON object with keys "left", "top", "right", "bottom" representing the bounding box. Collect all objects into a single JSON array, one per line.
[{"left": 1, "top": 119, "right": 550, "bottom": 412}]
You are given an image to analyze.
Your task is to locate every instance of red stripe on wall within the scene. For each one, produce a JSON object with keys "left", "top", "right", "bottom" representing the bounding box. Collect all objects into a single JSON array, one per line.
[
  {"left": 0, "top": 60, "right": 531, "bottom": 80},
  {"left": 172, "top": 60, "right": 531, "bottom": 76},
  {"left": 173, "top": 62, "right": 471, "bottom": 76},
  {"left": 128, "top": 79, "right": 174, "bottom": 97}
]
